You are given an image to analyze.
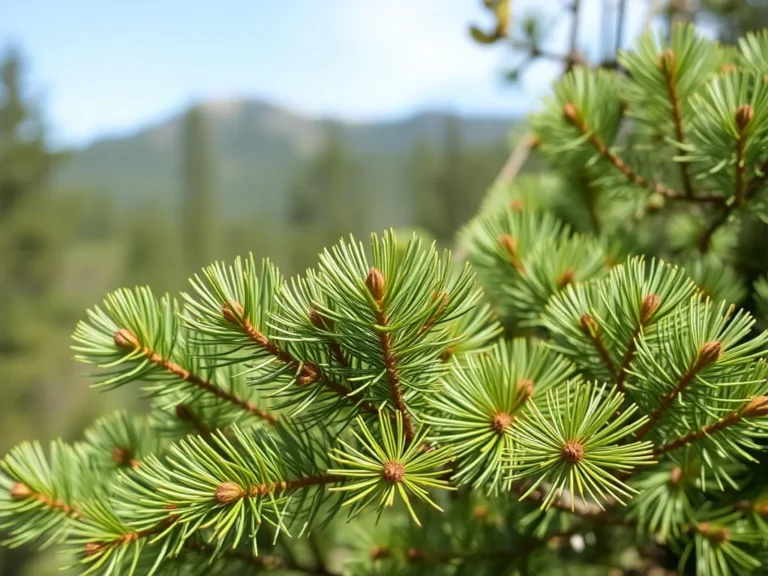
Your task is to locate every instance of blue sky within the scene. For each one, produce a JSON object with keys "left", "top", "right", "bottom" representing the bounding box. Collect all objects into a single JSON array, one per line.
[{"left": 2, "top": 0, "right": 653, "bottom": 147}]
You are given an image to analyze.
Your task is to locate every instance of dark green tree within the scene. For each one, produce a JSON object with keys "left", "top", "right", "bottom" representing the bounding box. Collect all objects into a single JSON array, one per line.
[
  {"left": 180, "top": 105, "right": 217, "bottom": 273},
  {"left": 0, "top": 47, "right": 73, "bottom": 576},
  {"left": 408, "top": 134, "right": 443, "bottom": 239},
  {"left": 287, "top": 124, "right": 362, "bottom": 271}
]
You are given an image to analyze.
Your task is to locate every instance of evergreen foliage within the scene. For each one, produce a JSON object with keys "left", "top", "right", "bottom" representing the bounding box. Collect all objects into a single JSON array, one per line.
[{"left": 5, "top": 24, "right": 768, "bottom": 576}]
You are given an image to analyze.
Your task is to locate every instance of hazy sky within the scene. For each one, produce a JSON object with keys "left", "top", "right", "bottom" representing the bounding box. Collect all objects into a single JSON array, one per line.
[{"left": 2, "top": 0, "right": 654, "bottom": 146}]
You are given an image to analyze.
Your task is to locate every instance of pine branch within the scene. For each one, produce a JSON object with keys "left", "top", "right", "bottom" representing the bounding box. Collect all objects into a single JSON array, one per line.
[
  {"left": 734, "top": 105, "right": 752, "bottom": 205},
  {"left": 635, "top": 340, "right": 722, "bottom": 440},
  {"left": 84, "top": 515, "right": 178, "bottom": 558},
  {"left": 223, "top": 301, "right": 378, "bottom": 415},
  {"left": 365, "top": 268, "right": 416, "bottom": 443},
  {"left": 698, "top": 109, "right": 765, "bottom": 252},
  {"left": 309, "top": 309, "right": 350, "bottom": 369},
  {"left": 615, "top": 294, "right": 660, "bottom": 392},
  {"left": 113, "top": 328, "right": 278, "bottom": 425},
  {"left": 214, "top": 474, "right": 344, "bottom": 504},
  {"left": 578, "top": 314, "right": 618, "bottom": 381},
  {"left": 654, "top": 396, "right": 768, "bottom": 455},
  {"left": 9, "top": 482, "right": 81, "bottom": 519},
  {"left": 562, "top": 103, "right": 724, "bottom": 204},
  {"left": 659, "top": 49, "right": 695, "bottom": 198}
]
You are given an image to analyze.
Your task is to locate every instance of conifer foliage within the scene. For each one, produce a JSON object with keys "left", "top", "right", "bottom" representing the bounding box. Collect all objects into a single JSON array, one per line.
[{"left": 3, "top": 25, "right": 768, "bottom": 576}]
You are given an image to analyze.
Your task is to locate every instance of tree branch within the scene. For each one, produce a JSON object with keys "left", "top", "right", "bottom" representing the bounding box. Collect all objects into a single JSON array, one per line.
[
  {"left": 654, "top": 395, "right": 768, "bottom": 455},
  {"left": 562, "top": 103, "right": 723, "bottom": 204},
  {"left": 9, "top": 483, "right": 81, "bottom": 519},
  {"left": 660, "top": 49, "right": 695, "bottom": 198},
  {"left": 366, "top": 268, "right": 416, "bottom": 444},
  {"left": 613, "top": 294, "right": 661, "bottom": 392},
  {"left": 222, "top": 302, "right": 379, "bottom": 415},
  {"left": 698, "top": 110, "right": 765, "bottom": 252},
  {"left": 578, "top": 314, "right": 618, "bottom": 381},
  {"left": 114, "top": 328, "right": 278, "bottom": 425},
  {"left": 635, "top": 340, "right": 722, "bottom": 440}
]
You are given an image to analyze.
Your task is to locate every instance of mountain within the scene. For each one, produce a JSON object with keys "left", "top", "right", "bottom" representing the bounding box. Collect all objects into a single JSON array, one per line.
[{"left": 53, "top": 100, "right": 520, "bottom": 231}]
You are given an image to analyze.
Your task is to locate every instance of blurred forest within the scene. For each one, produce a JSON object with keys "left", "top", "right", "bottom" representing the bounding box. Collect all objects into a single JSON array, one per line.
[{"left": 0, "top": 0, "right": 767, "bottom": 574}]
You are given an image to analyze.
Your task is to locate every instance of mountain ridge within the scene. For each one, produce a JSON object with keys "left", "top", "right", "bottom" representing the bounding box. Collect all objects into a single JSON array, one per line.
[{"left": 53, "top": 98, "right": 520, "bottom": 228}]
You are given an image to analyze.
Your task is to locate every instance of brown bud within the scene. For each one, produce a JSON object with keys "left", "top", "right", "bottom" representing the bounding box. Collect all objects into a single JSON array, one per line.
[
  {"left": 528, "top": 134, "right": 541, "bottom": 150},
  {"left": 382, "top": 460, "right": 405, "bottom": 483},
  {"left": 640, "top": 294, "right": 661, "bottom": 324},
  {"left": 720, "top": 63, "right": 737, "bottom": 74},
  {"left": 114, "top": 328, "right": 140, "bottom": 350},
  {"left": 562, "top": 102, "right": 579, "bottom": 123},
  {"left": 510, "top": 199, "right": 524, "bottom": 212},
  {"left": 406, "top": 547, "right": 423, "bottom": 561},
  {"left": 743, "top": 396, "right": 768, "bottom": 418},
  {"left": 697, "top": 522, "right": 730, "bottom": 544},
  {"left": 669, "top": 466, "right": 683, "bottom": 487},
  {"left": 498, "top": 233, "right": 518, "bottom": 256},
  {"left": 697, "top": 341, "right": 722, "bottom": 367},
  {"left": 308, "top": 308, "right": 332, "bottom": 330},
  {"left": 111, "top": 446, "right": 133, "bottom": 467},
  {"left": 578, "top": 314, "right": 599, "bottom": 336},
  {"left": 658, "top": 49, "right": 675, "bottom": 72},
  {"left": 222, "top": 300, "right": 245, "bottom": 325},
  {"left": 84, "top": 542, "right": 106, "bottom": 557},
  {"left": 174, "top": 404, "right": 192, "bottom": 421},
  {"left": 369, "top": 545, "right": 390, "bottom": 560},
  {"left": 296, "top": 364, "right": 319, "bottom": 386},
  {"left": 562, "top": 440, "right": 584, "bottom": 463},
  {"left": 432, "top": 291, "right": 450, "bottom": 315},
  {"left": 557, "top": 268, "right": 575, "bottom": 288},
  {"left": 440, "top": 347, "right": 455, "bottom": 362},
  {"left": 754, "top": 501, "right": 768, "bottom": 516},
  {"left": 215, "top": 481, "right": 244, "bottom": 505},
  {"left": 735, "top": 104, "right": 754, "bottom": 131},
  {"left": 473, "top": 505, "right": 489, "bottom": 521},
  {"left": 9, "top": 483, "right": 32, "bottom": 501},
  {"left": 517, "top": 379, "right": 535, "bottom": 399},
  {"left": 491, "top": 412, "right": 513, "bottom": 434},
  {"left": 365, "top": 268, "right": 386, "bottom": 302}
]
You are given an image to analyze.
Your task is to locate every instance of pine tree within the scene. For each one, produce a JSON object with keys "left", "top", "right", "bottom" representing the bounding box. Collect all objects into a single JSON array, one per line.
[
  {"left": 5, "top": 24, "right": 768, "bottom": 576},
  {"left": 180, "top": 105, "right": 217, "bottom": 274},
  {"left": 0, "top": 47, "right": 72, "bottom": 576},
  {"left": 408, "top": 134, "right": 443, "bottom": 239}
]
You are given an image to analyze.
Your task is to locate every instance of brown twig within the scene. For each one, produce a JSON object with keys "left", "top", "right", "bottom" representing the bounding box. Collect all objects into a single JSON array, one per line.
[
  {"left": 635, "top": 340, "right": 722, "bottom": 440},
  {"left": 654, "top": 395, "right": 768, "bottom": 455},
  {"left": 698, "top": 109, "right": 766, "bottom": 252},
  {"left": 562, "top": 103, "right": 722, "bottom": 204},
  {"left": 659, "top": 49, "right": 695, "bottom": 198},
  {"left": 366, "top": 268, "right": 416, "bottom": 443},
  {"left": 578, "top": 314, "right": 618, "bottom": 381},
  {"left": 494, "top": 132, "right": 538, "bottom": 187},
  {"left": 9, "top": 483, "right": 82, "bottom": 519},
  {"left": 215, "top": 474, "right": 345, "bottom": 504},
  {"left": 114, "top": 328, "right": 278, "bottom": 425},
  {"left": 223, "top": 302, "right": 378, "bottom": 415},
  {"left": 613, "top": 294, "right": 660, "bottom": 392}
]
